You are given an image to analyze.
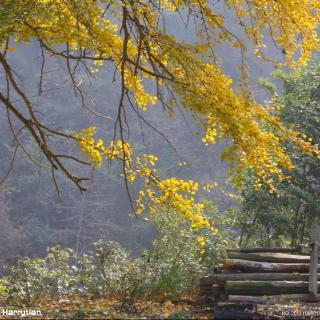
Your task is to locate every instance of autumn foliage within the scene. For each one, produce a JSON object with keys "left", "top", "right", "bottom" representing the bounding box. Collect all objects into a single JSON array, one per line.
[{"left": 1, "top": 1, "right": 320, "bottom": 228}]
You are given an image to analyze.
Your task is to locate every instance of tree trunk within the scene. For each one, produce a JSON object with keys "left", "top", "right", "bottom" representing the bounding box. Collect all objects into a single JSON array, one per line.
[
  {"left": 266, "top": 224, "right": 271, "bottom": 248},
  {"left": 243, "top": 206, "right": 262, "bottom": 247}
]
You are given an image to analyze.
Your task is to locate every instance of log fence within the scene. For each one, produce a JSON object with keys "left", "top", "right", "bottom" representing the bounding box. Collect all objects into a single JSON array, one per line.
[{"left": 199, "top": 225, "right": 320, "bottom": 303}]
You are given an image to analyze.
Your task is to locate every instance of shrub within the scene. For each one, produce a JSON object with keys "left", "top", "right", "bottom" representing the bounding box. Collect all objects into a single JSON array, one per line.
[{"left": 1, "top": 204, "right": 232, "bottom": 301}]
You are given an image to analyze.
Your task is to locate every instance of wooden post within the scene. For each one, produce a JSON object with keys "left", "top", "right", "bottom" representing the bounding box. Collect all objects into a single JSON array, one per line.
[{"left": 309, "top": 225, "right": 320, "bottom": 301}]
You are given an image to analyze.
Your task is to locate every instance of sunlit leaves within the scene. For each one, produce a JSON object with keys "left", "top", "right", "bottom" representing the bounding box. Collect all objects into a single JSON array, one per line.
[
  {"left": 2, "top": 0, "right": 320, "bottom": 195},
  {"left": 74, "top": 127, "right": 213, "bottom": 230}
]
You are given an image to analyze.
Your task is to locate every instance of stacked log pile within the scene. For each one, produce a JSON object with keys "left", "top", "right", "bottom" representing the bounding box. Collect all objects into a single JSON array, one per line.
[{"left": 199, "top": 245, "right": 320, "bottom": 303}]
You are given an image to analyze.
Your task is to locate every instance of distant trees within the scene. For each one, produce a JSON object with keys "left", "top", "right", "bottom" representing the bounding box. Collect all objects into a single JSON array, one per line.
[
  {"left": 0, "top": 188, "right": 25, "bottom": 268},
  {"left": 1, "top": 1, "right": 320, "bottom": 229},
  {"left": 237, "top": 65, "right": 320, "bottom": 247},
  {"left": 0, "top": 207, "right": 232, "bottom": 301}
]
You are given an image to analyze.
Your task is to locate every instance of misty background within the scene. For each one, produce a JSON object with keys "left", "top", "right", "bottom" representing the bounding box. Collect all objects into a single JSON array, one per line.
[{"left": 0, "top": 10, "right": 281, "bottom": 266}]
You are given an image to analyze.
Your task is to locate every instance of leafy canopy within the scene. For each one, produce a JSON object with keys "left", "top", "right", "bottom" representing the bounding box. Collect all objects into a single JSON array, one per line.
[
  {"left": 238, "top": 64, "right": 320, "bottom": 247},
  {"left": 1, "top": 0, "right": 320, "bottom": 227}
]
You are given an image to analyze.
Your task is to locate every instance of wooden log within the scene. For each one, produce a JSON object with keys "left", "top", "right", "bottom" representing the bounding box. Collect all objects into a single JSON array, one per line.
[
  {"left": 199, "top": 284, "right": 214, "bottom": 289},
  {"left": 213, "top": 309, "right": 256, "bottom": 320},
  {"left": 224, "top": 259, "right": 317, "bottom": 273},
  {"left": 200, "top": 289, "right": 213, "bottom": 295},
  {"left": 228, "top": 247, "right": 298, "bottom": 254},
  {"left": 227, "top": 245, "right": 314, "bottom": 255},
  {"left": 309, "top": 225, "right": 320, "bottom": 301},
  {"left": 228, "top": 295, "right": 274, "bottom": 304},
  {"left": 214, "top": 303, "right": 259, "bottom": 320},
  {"left": 226, "top": 280, "right": 320, "bottom": 295},
  {"left": 228, "top": 294, "right": 312, "bottom": 303},
  {"left": 199, "top": 284, "right": 222, "bottom": 297},
  {"left": 215, "top": 273, "right": 320, "bottom": 282},
  {"left": 199, "top": 287, "right": 212, "bottom": 295},
  {"left": 228, "top": 252, "right": 310, "bottom": 263},
  {"left": 199, "top": 276, "right": 216, "bottom": 286},
  {"left": 213, "top": 264, "right": 223, "bottom": 274},
  {"left": 298, "top": 244, "right": 310, "bottom": 255},
  {"left": 212, "top": 284, "right": 223, "bottom": 297}
]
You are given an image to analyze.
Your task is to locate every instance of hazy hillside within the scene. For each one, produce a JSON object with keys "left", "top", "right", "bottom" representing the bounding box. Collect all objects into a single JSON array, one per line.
[{"left": 0, "top": 10, "right": 279, "bottom": 261}]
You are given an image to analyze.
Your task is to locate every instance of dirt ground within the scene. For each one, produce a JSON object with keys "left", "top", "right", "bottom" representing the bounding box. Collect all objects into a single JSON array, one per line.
[
  {"left": 1, "top": 296, "right": 320, "bottom": 319},
  {"left": 0, "top": 295, "right": 213, "bottom": 319}
]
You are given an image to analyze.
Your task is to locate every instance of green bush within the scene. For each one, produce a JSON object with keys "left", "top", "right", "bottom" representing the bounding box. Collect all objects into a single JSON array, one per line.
[{"left": 1, "top": 204, "right": 232, "bottom": 302}]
